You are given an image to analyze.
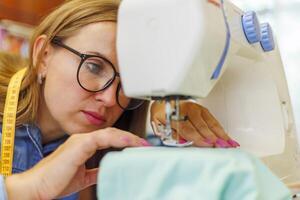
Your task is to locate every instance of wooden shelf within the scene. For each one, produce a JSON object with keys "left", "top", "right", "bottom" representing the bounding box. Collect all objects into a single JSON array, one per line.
[{"left": 0, "top": 0, "right": 64, "bottom": 26}]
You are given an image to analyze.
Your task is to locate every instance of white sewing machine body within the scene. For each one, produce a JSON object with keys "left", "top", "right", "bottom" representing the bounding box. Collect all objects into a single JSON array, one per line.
[{"left": 117, "top": 0, "right": 300, "bottom": 185}]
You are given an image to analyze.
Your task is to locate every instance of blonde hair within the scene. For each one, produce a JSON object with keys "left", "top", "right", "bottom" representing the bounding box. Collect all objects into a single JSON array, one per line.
[
  {"left": 0, "top": 0, "right": 148, "bottom": 137},
  {"left": 0, "top": 52, "right": 29, "bottom": 123}
]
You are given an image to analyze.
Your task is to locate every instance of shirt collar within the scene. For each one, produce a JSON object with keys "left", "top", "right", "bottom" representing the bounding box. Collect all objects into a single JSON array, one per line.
[{"left": 23, "top": 123, "right": 69, "bottom": 157}]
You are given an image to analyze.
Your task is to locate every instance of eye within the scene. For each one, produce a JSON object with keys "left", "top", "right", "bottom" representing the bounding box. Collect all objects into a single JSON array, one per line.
[
  {"left": 86, "top": 62, "right": 103, "bottom": 75},
  {"left": 83, "top": 57, "right": 107, "bottom": 76}
]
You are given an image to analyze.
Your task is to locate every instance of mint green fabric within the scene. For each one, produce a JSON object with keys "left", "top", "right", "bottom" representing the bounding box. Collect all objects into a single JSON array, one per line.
[{"left": 97, "top": 147, "right": 291, "bottom": 200}]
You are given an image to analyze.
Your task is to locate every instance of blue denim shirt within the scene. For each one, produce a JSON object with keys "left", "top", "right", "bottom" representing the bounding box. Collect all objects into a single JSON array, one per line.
[{"left": 0, "top": 124, "right": 79, "bottom": 200}]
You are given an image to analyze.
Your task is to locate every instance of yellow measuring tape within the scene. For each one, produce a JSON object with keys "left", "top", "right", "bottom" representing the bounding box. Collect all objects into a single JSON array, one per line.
[{"left": 1, "top": 68, "right": 27, "bottom": 177}]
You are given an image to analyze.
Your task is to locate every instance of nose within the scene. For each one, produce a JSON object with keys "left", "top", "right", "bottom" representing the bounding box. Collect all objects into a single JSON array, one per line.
[{"left": 94, "top": 81, "right": 118, "bottom": 107}]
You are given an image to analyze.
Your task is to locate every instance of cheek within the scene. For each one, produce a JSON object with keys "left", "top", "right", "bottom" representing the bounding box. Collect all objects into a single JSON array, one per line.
[{"left": 43, "top": 61, "right": 87, "bottom": 122}]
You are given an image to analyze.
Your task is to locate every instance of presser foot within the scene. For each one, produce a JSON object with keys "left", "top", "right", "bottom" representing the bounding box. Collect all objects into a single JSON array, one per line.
[{"left": 162, "top": 138, "right": 193, "bottom": 147}]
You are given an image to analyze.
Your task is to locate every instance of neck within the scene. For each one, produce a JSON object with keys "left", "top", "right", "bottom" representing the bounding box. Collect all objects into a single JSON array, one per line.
[{"left": 37, "top": 99, "right": 65, "bottom": 144}]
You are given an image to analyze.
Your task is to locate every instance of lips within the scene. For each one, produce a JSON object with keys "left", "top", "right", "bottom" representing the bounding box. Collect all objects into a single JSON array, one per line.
[{"left": 82, "top": 111, "right": 106, "bottom": 126}]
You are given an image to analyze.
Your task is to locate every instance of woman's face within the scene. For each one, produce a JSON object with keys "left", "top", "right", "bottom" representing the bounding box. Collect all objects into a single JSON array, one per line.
[{"left": 41, "top": 22, "right": 124, "bottom": 134}]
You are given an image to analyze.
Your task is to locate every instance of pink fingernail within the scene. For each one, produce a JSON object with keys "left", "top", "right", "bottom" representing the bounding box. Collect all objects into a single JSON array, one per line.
[
  {"left": 227, "top": 139, "right": 240, "bottom": 148},
  {"left": 121, "top": 136, "right": 130, "bottom": 143},
  {"left": 141, "top": 139, "right": 152, "bottom": 146},
  {"left": 179, "top": 138, "right": 187, "bottom": 144},
  {"left": 216, "top": 139, "right": 230, "bottom": 148}
]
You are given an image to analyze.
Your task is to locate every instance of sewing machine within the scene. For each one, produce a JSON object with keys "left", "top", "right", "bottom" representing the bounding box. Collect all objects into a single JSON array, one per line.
[{"left": 110, "top": 0, "right": 300, "bottom": 198}]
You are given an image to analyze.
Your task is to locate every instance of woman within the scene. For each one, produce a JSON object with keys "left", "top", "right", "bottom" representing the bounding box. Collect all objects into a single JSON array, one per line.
[{"left": 0, "top": 0, "right": 239, "bottom": 199}]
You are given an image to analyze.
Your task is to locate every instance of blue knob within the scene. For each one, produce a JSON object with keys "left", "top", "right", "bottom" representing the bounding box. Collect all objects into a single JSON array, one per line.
[
  {"left": 260, "top": 23, "right": 275, "bottom": 52},
  {"left": 242, "top": 11, "right": 261, "bottom": 44}
]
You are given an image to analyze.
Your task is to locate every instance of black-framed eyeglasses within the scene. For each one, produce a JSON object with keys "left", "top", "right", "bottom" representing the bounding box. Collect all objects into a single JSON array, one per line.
[{"left": 51, "top": 36, "right": 144, "bottom": 110}]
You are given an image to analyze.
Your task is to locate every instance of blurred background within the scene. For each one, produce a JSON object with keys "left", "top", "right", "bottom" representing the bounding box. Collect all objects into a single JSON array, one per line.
[
  {"left": 0, "top": 0, "right": 300, "bottom": 138},
  {"left": 0, "top": 0, "right": 63, "bottom": 56}
]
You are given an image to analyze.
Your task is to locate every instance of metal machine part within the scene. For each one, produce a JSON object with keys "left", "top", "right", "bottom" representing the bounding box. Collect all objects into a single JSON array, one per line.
[{"left": 162, "top": 97, "right": 193, "bottom": 147}]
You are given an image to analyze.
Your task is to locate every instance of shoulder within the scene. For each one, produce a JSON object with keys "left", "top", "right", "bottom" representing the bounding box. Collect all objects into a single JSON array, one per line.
[
  {"left": 0, "top": 123, "right": 41, "bottom": 139},
  {"left": 0, "top": 123, "right": 43, "bottom": 173}
]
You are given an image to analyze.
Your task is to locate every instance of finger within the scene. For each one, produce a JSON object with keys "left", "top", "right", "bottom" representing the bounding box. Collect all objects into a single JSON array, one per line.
[
  {"left": 92, "top": 127, "right": 150, "bottom": 149},
  {"left": 201, "top": 107, "right": 230, "bottom": 140},
  {"left": 57, "top": 167, "right": 99, "bottom": 198},
  {"left": 150, "top": 101, "right": 165, "bottom": 121},
  {"left": 185, "top": 105, "right": 232, "bottom": 148},
  {"left": 153, "top": 102, "right": 218, "bottom": 143},
  {"left": 188, "top": 115, "right": 219, "bottom": 143},
  {"left": 201, "top": 108, "right": 240, "bottom": 147},
  {"left": 287, "top": 182, "right": 300, "bottom": 189},
  {"left": 180, "top": 104, "right": 219, "bottom": 143},
  {"left": 84, "top": 168, "right": 99, "bottom": 187},
  {"left": 151, "top": 119, "right": 184, "bottom": 144},
  {"left": 151, "top": 106, "right": 214, "bottom": 147},
  {"left": 202, "top": 109, "right": 240, "bottom": 147},
  {"left": 190, "top": 116, "right": 232, "bottom": 148},
  {"left": 169, "top": 128, "right": 191, "bottom": 145},
  {"left": 61, "top": 128, "right": 151, "bottom": 167},
  {"left": 151, "top": 119, "right": 164, "bottom": 137},
  {"left": 151, "top": 101, "right": 232, "bottom": 147},
  {"left": 171, "top": 120, "right": 213, "bottom": 147}
]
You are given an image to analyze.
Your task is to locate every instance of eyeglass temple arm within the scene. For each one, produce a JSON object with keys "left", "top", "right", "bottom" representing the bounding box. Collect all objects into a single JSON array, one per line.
[{"left": 51, "top": 36, "right": 84, "bottom": 58}]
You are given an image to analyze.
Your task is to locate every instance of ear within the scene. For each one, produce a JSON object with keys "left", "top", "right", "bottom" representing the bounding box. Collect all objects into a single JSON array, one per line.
[{"left": 32, "top": 35, "right": 52, "bottom": 75}]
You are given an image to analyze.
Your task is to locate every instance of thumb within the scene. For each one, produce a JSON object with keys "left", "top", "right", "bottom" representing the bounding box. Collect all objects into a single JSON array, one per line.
[
  {"left": 58, "top": 168, "right": 99, "bottom": 198},
  {"left": 84, "top": 168, "right": 99, "bottom": 187}
]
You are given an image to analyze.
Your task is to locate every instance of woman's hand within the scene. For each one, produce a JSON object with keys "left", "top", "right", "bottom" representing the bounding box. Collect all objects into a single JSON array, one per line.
[
  {"left": 5, "top": 128, "right": 150, "bottom": 200},
  {"left": 150, "top": 101, "right": 240, "bottom": 148}
]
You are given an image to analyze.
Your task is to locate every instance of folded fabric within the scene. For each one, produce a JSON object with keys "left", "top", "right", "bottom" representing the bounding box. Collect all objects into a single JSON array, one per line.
[{"left": 97, "top": 147, "right": 291, "bottom": 200}]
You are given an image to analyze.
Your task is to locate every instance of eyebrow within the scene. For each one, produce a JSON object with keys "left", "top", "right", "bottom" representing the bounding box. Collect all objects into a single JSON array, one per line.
[
  {"left": 87, "top": 50, "right": 117, "bottom": 65},
  {"left": 86, "top": 51, "right": 110, "bottom": 59}
]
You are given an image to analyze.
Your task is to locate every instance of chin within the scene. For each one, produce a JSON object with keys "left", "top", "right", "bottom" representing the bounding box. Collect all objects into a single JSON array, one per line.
[{"left": 63, "top": 124, "right": 103, "bottom": 135}]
